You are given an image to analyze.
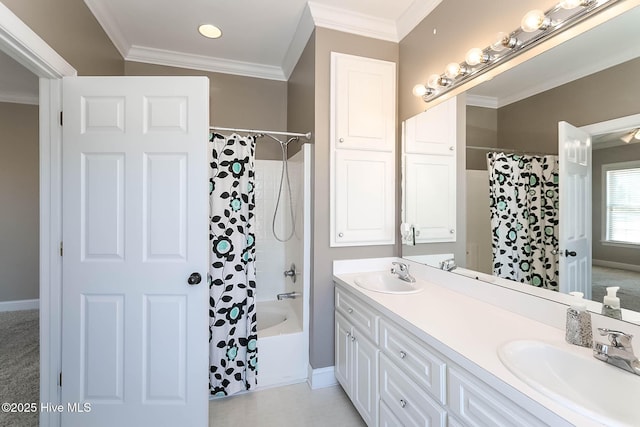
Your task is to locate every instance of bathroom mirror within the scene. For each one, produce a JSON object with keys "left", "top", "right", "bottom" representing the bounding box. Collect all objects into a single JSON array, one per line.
[{"left": 402, "top": 5, "right": 640, "bottom": 323}]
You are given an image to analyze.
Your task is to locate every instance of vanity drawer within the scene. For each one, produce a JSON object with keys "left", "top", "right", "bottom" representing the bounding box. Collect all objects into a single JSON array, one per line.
[
  {"left": 335, "top": 287, "right": 378, "bottom": 343},
  {"left": 379, "top": 318, "right": 446, "bottom": 403},
  {"left": 379, "top": 353, "right": 447, "bottom": 427},
  {"left": 448, "top": 367, "right": 547, "bottom": 427}
]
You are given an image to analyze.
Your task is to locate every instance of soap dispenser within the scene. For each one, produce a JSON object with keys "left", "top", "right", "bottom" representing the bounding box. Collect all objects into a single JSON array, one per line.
[
  {"left": 565, "top": 291, "right": 593, "bottom": 348},
  {"left": 601, "top": 286, "right": 622, "bottom": 320}
]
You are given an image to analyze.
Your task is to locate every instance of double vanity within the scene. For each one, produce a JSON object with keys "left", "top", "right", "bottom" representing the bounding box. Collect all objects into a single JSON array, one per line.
[{"left": 333, "top": 258, "right": 640, "bottom": 427}]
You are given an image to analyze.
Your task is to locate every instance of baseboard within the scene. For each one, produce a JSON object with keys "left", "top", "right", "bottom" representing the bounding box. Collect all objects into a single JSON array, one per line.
[
  {"left": 593, "top": 259, "right": 640, "bottom": 273},
  {"left": 307, "top": 365, "right": 337, "bottom": 389},
  {"left": 0, "top": 298, "right": 39, "bottom": 312}
]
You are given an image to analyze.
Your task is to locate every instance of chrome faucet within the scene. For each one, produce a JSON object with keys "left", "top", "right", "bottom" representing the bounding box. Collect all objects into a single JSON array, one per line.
[
  {"left": 390, "top": 262, "right": 416, "bottom": 283},
  {"left": 277, "top": 292, "right": 300, "bottom": 300},
  {"left": 439, "top": 258, "right": 457, "bottom": 272},
  {"left": 593, "top": 328, "right": 640, "bottom": 375}
]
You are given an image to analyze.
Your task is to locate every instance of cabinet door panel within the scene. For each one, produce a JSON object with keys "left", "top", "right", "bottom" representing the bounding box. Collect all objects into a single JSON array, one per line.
[
  {"left": 333, "top": 150, "right": 395, "bottom": 246},
  {"left": 335, "top": 312, "right": 352, "bottom": 393},
  {"left": 352, "top": 331, "right": 378, "bottom": 426},
  {"left": 404, "top": 98, "right": 456, "bottom": 155},
  {"left": 404, "top": 153, "right": 456, "bottom": 242},
  {"left": 332, "top": 53, "right": 396, "bottom": 152}
]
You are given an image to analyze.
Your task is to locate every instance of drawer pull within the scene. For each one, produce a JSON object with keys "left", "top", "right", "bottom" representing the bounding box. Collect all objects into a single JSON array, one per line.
[
  {"left": 399, "top": 350, "right": 407, "bottom": 359},
  {"left": 347, "top": 308, "right": 353, "bottom": 314},
  {"left": 399, "top": 399, "right": 407, "bottom": 408}
]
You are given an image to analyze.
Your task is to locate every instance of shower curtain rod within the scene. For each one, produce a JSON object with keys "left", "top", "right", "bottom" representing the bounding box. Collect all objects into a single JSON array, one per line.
[
  {"left": 210, "top": 126, "right": 312, "bottom": 140},
  {"left": 467, "top": 145, "right": 554, "bottom": 156}
]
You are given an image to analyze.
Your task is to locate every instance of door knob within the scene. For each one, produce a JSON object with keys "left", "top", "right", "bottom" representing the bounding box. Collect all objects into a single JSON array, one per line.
[
  {"left": 187, "top": 272, "right": 202, "bottom": 285},
  {"left": 564, "top": 250, "right": 577, "bottom": 257}
]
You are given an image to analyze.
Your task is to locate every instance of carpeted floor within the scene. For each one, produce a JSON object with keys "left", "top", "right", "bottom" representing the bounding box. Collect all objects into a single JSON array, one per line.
[
  {"left": 592, "top": 266, "right": 640, "bottom": 312},
  {"left": 0, "top": 309, "right": 39, "bottom": 427}
]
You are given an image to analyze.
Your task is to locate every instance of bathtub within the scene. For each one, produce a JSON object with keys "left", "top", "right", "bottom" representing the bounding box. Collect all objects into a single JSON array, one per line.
[{"left": 256, "top": 300, "right": 307, "bottom": 388}]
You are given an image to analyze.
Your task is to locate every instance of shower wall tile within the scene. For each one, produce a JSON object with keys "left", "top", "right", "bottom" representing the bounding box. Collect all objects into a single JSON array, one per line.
[{"left": 254, "top": 160, "right": 287, "bottom": 301}]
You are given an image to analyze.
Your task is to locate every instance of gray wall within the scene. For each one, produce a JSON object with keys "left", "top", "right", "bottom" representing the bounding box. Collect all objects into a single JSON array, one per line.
[
  {"left": 467, "top": 106, "right": 498, "bottom": 170},
  {"left": 0, "top": 102, "right": 40, "bottom": 302},
  {"left": 592, "top": 145, "right": 640, "bottom": 266},
  {"left": 287, "top": 31, "right": 316, "bottom": 157},
  {"left": 497, "top": 57, "right": 640, "bottom": 154},
  {"left": 310, "top": 28, "right": 399, "bottom": 369},
  {"left": 124, "top": 61, "right": 288, "bottom": 161}
]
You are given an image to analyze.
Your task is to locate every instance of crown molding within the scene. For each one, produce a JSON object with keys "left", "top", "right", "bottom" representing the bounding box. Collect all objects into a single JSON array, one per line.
[
  {"left": 397, "top": 0, "right": 442, "bottom": 41},
  {"left": 83, "top": 0, "right": 130, "bottom": 58},
  {"left": 282, "top": 4, "right": 315, "bottom": 80},
  {"left": 0, "top": 91, "right": 38, "bottom": 105},
  {"left": 466, "top": 95, "right": 498, "bottom": 109},
  {"left": 126, "top": 45, "right": 287, "bottom": 81},
  {"left": 308, "top": 1, "right": 398, "bottom": 42}
]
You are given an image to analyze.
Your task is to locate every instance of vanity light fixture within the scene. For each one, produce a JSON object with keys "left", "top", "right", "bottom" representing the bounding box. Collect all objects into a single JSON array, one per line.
[
  {"left": 198, "top": 24, "right": 223, "bottom": 39},
  {"left": 413, "top": 0, "right": 621, "bottom": 103}
]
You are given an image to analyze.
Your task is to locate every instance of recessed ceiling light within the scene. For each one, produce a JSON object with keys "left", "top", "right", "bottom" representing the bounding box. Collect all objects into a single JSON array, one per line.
[{"left": 198, "top": 24, "right": 222, "bottom": 39}]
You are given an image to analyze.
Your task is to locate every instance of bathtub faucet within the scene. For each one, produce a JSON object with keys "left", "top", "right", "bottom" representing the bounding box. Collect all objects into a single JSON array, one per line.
[{"left": 277, "top": 292, "right": 301, "bottom": 300}]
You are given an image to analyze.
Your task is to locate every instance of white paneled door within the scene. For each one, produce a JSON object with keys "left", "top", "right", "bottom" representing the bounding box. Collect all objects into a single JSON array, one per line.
[
  {"left": 61, "top": 77, "right": 209, "bottom": 426},
  {"left": 558, "top": 121, "right": 592, "bottom": 299}
]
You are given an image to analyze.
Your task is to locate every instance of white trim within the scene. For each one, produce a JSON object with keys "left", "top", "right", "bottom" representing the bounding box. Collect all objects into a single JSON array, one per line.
[
  {"left": 82, "top": 0, "right": 130, "bottom": 58},
  {"left": 466, "top": 94, "right": 498, "bottom": 109},
  {"left": 126, "top": 45, "right": 287, "bottom": 81},
  {"left": 308, "top": 1, "right": 398, "bottom": 42},
  {"left": 581, "top": 113, "right": 640, "bottom": 137},
  {"left": 0, "top": 6, "right": 75, "bottom": 427},
  {"left": 0, "top": 299, "right": 39, "bottom": 312},
  {"left": 282, "top": 4, "right": 315, "bottom": 80},
  {"left": 0, "top": 3, "right": 75, "bottom": 79},
  {"left": 397, "top": 0, "right": 443, "bottom": 41},
  {"left": 593, "top": 259, "right": 640, "bottom": 273},
  {"left": 306, "top": 365, "right": 337, "bottom": 389},
  {"left": 0, "top": 91, "right": 38, "bottom": 105}
]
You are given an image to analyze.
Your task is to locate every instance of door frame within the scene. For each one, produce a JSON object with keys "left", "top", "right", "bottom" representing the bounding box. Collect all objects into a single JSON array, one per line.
[{"left": 0, "top": 4, "right": 76, "bottom": 427}]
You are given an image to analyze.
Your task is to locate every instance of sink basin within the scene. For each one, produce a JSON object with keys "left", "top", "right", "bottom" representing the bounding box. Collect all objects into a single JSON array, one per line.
[
  {"left": 353, "top": 272, "right": 422, "bottom": 294},
  {"left": 498, "top": 340, "right": 640, "bottom": 426}
]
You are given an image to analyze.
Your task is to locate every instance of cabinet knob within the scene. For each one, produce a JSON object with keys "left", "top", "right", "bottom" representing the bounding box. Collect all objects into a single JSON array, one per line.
[
  {"left": 399, "top": 350, "right": 407, "bottom": 359},
  {"left": 347, "top": 308, "right": 353, "bottom": 314},
  {"left": 350, "top": 335, "right": 356, "bottom": 342},
  {"left": 339, "top": 138, "right": 344, "bottom": 143},
  {"left": 399, "top": 399, "right": 407, "bottom": 408},
  {"left": 449, "top": 146, "right": 455, "bottom": 151},
  {"left": 346, "top": 331, "right": 351, "bottom": 338},
  {"left": 338, "top": 232, "right": 344, "bottom": 238},
  {"left": 450, "top": 229, "right": 455, "bottom": 234}
]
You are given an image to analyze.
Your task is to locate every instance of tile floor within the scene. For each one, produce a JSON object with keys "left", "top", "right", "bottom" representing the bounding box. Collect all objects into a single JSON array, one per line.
[{"left": 209, "top": 382, "right": 366, "bottom": 427}]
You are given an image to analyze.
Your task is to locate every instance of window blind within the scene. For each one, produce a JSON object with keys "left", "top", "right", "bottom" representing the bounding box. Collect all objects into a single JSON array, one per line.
[{"left": 606, "top": 167, "right": 640, "bottom": 244}]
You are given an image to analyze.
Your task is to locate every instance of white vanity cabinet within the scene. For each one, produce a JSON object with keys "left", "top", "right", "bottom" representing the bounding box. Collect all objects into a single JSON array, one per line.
[
  {"left": 335, "top": 284, "right": 555, "bottom": 427},
  {"left": 335, "top": 289, "right": 380, "bottom": 426}
]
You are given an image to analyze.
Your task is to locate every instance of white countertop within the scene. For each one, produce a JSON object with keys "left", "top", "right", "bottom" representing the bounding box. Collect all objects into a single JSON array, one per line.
[{"left": 333, "top": 257, "right": 636, "bottom": 427}]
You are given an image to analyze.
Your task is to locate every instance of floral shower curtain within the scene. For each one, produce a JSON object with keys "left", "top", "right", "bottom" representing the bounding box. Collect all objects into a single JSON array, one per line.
[
  {"left": 209, "top": 133, "right": 258, "bottom": 396},
  {"left": 487, "top": 152, "right": 559, "bottom": 291}
]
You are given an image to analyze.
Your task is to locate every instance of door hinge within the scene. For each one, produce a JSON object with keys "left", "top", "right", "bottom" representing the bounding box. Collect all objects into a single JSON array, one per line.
[
  {"left": 59, "top": 372, "right": 62, "bottom": 387},
  {"left": 60, "top": 242, "right": 63, "bottom": 257},
  {"left": 59, "top": 111, "right": 63, "bottom": 126}
]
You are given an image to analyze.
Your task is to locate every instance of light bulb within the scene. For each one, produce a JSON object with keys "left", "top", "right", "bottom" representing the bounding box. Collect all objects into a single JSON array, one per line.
[
  {"left": 559, "top": 0, "right": 584, "bottom": 9},
  {"left": 445, "top": 62, "right": 461, "bottom": 79},
  {"left": 198, "top": 24, "right": 223, "bottom": 39},
  {"left": 491, "top": 32, "right": 508, "bottom": 52},
  {"left": 427, "top": 74, "right": 441, "bottom": 89},
  {"left": 634, "top": 129, "right": 640, "bottom": 140},
  {"left": 465, "top": 48, "right": 486, "bottom": 66},
  {"left": 412, "top": 84, "right": 428, "bottom": 97},
  {"left": 521, "top": 10, "right": 549, "bottom": 32}
]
